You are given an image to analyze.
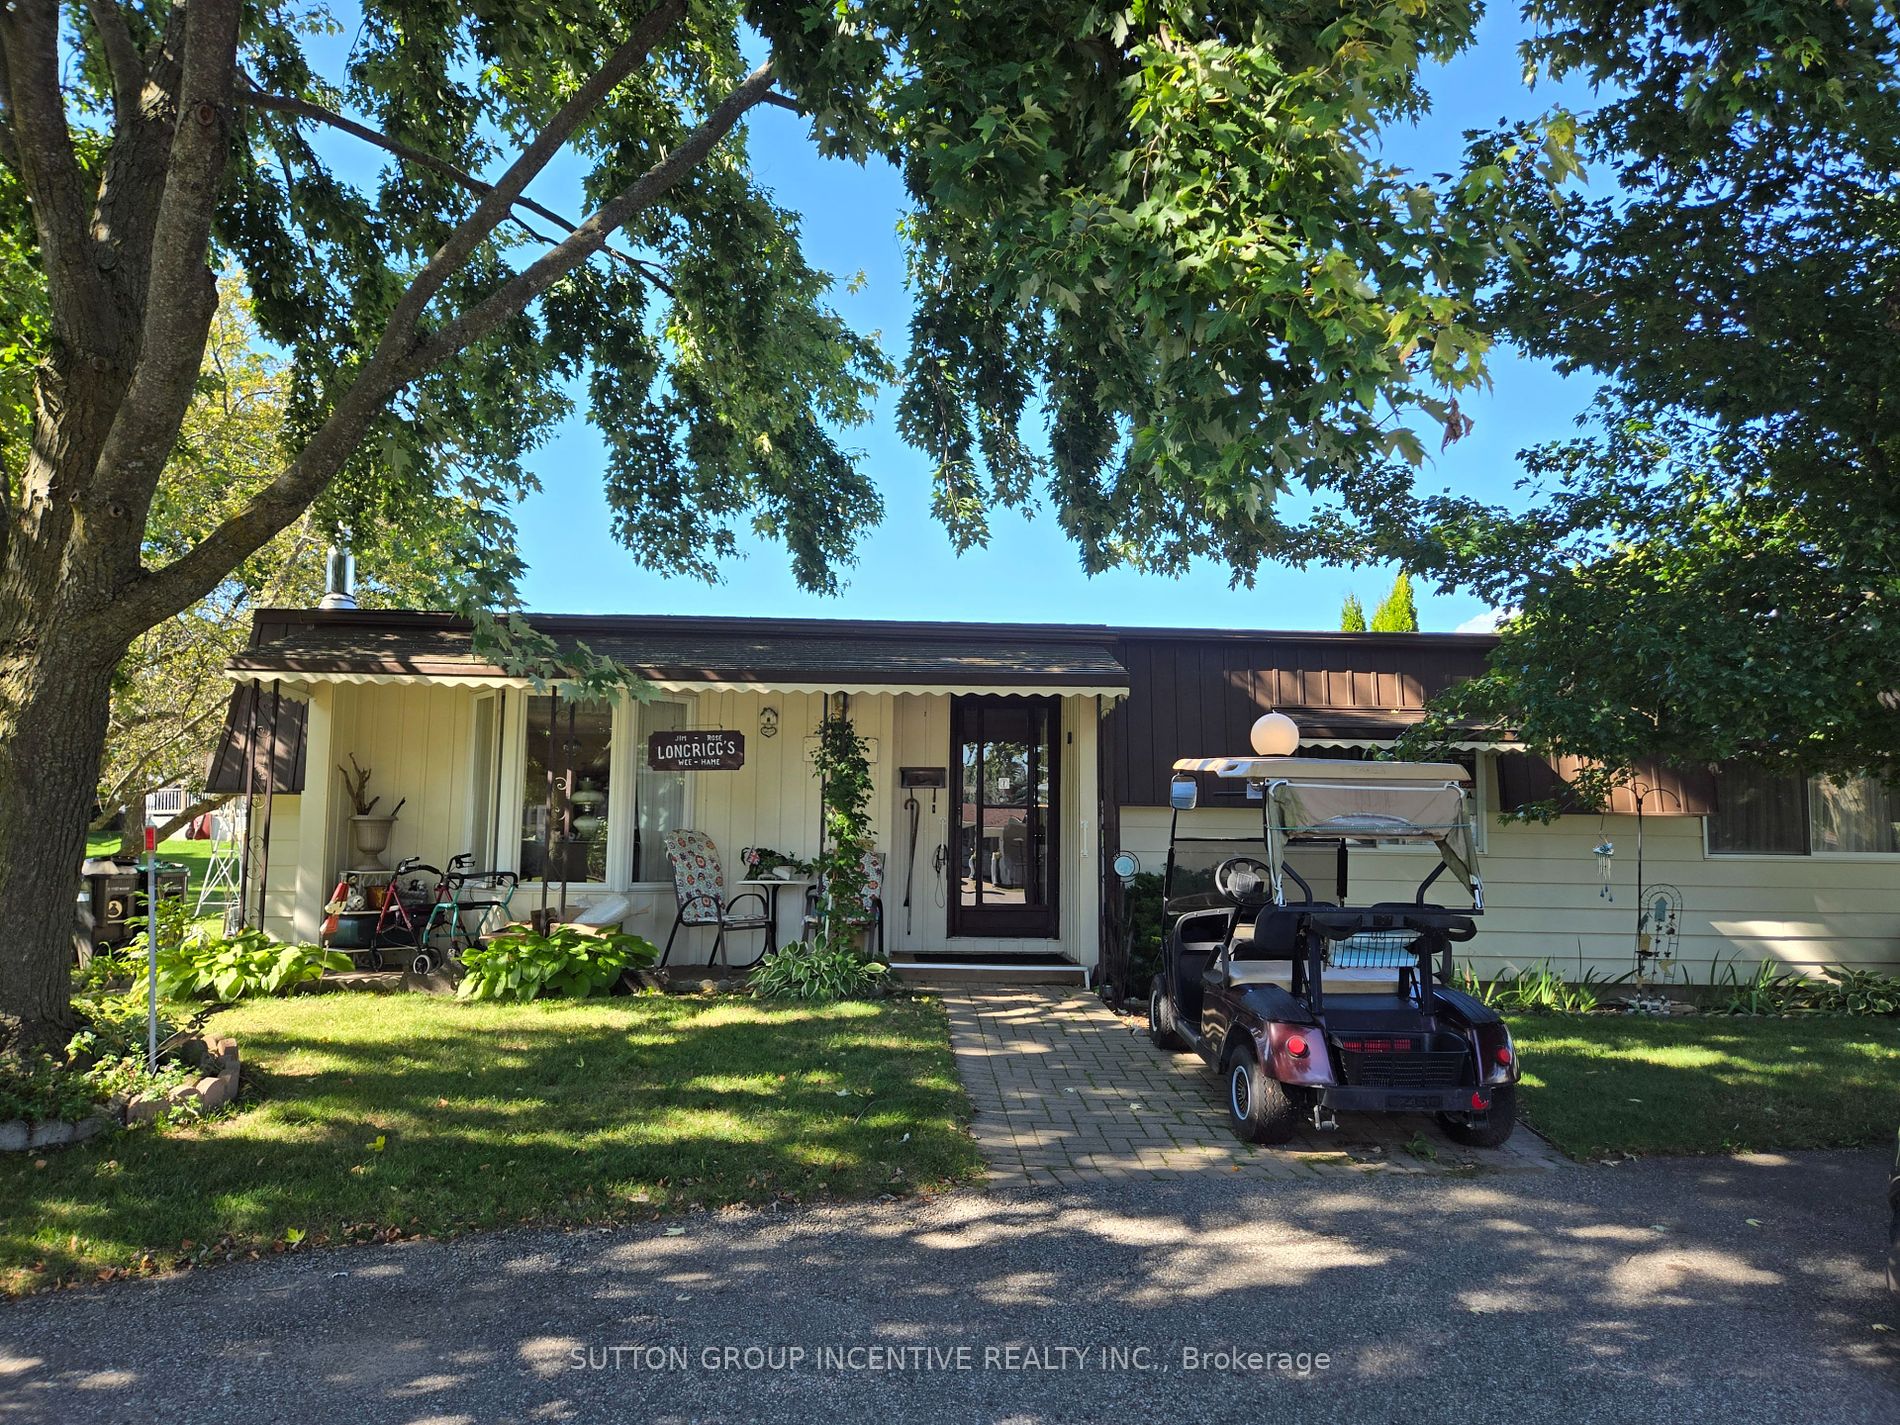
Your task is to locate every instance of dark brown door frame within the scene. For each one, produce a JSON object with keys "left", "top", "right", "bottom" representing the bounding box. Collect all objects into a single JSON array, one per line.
[{"left": 949, "top": 694, "right": 1060, "bottom": 939}]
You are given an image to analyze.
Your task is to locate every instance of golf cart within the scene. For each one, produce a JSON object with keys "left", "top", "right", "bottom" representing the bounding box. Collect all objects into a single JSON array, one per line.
[{"left": 1147, "top": 734, "right": 1519, "bottom": 1148}]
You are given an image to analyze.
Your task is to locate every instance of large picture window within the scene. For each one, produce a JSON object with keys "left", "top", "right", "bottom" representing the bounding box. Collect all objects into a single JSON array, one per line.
[
  {"left": 633, "top": 700, "right": 690, "bottom": 882},
  {"left": 506, "top": 693, "right": 693, "bottom": 888},
  {"left": 1708, "top": 767, "right": 1900, "bottom": 856},
  {"left": 520, "top": 696, "right": 614, "bottom": 883},
  {"left": 1810, "top": 775, "right": 1900, "bottom": 854}
]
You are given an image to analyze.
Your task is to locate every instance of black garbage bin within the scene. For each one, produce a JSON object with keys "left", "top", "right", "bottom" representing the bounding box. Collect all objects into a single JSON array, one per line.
[{"left": 80, "top": 857, "right": 189, "bottom": 950}]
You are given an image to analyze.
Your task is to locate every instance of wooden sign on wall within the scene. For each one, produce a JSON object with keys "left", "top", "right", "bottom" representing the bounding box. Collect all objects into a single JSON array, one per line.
[{"left": 648, "top": 728, "right": 745, "bottom": 772}]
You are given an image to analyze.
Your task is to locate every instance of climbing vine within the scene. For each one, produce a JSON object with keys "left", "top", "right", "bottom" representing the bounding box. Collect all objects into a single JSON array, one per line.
[{"left": 810, "top": 708, "right": 877, "bottom": 960}]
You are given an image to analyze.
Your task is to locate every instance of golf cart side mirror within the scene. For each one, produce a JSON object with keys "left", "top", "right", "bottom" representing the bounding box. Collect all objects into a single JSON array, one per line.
[
  {"left": 1112, "top": 850, "right": 1141, "bottom": 881},
  {"left": 1169, "top": 775, "right": 1199, "bottom": 811}
]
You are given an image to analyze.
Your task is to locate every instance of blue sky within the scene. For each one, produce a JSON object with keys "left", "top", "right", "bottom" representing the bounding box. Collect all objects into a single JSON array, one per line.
[{"left": 504, "top": 8, "right": 1602, "bottom": 632}]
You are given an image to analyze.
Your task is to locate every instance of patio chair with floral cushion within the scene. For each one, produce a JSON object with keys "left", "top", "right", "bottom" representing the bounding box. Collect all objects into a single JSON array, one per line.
[
  {"left": 802, "top": 850, "right": 886, "bottom": 959},
  {"left": 660, "top": 830, "right": 773, "bottom": 970}
]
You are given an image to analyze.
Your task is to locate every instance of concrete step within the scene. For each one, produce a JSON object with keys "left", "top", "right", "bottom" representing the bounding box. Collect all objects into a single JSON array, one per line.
[{"left": 890, "top": 955, "right": 1090, "bottom": 986}]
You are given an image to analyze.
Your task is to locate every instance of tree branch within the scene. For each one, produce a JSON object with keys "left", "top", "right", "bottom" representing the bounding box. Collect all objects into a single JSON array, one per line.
[
  {"left": 406, "top": 61, "right": 777, "bottom": 374},
  {"left": 87, "top": 0, "right": 239, "bottom": 525},
  {"left": 113, "top": 57, "right": 774, "bottom": 637},
  {"left": 82, "top": 1, "right": 147, "bottom": 119},
  {"left": 238, "top": 82, "right": 673, "bottom": 293},
  {"left": 0, "top": 1, "right": 107, "bottom": 336},
  {"left": 381, "top": 0, "right": 685, "bottom": 340}
]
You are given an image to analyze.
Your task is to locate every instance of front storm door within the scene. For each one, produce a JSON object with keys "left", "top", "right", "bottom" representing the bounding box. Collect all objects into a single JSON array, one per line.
[{"left": 950, "top": 695, "right": 1060, "bottom": 938}]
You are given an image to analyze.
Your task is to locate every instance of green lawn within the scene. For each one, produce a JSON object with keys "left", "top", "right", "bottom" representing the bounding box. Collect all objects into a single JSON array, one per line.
[
  {"left": 1509, "top": 1013, "right": 1900, "bottom": 1159},
  {"left": 0, "top": 992, "right": 980, "bottom": 1294}
]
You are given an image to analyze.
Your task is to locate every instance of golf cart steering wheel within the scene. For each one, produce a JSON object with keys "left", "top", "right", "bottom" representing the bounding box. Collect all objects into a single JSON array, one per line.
[{"left": 1214, "top": 856, "right": 1275, "bottom": 900}]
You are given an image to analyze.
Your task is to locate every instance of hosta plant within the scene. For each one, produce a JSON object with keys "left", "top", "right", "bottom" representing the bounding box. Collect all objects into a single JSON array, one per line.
[
  {"left": 457, "top": 927, "right": 656, "bottom": 1002},
  {"left": 156, "top": 930, "right": 350, "bottom": 1003},
  {"left": 748, "top": 941, "right": 889, "bottom": 1002}
]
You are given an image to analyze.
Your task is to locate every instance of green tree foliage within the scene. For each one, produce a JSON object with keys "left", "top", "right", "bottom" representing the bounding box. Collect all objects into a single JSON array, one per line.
[
  {"left": 0, "top": 0, "right": 1546, "bottom": 1047},
  {"left": 1338, "top": 592, "right": 1367, "bottom": 632},
  {"left": 1368, "top": 571, "right": 1418, "bottom": 632},
  {"left": 1383, "top": 2, "right": 1900, "bottom": 786},
  {"left": 96, "top": 279, "right": 485, "bottom": 851}
]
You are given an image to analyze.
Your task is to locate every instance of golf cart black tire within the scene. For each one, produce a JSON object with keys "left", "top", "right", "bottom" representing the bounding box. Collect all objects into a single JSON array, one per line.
[
  {"left": 1225, "top": 1042, "right": 1298, "bottom": 1146},
  {"left": 1148, "top": 978, "right": 1187, "bottom": 1051},
  {"left": 1439, "top": 1084, "right": 1518, "bottom": 1149}
]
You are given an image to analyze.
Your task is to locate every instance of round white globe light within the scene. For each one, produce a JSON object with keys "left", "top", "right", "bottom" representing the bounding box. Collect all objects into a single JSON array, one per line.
[{"left": 1250, "top": 710, "right": 1300, "bottom": 757}]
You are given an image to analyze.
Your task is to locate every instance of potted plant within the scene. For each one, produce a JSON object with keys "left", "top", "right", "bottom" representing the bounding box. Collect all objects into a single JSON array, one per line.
[
  {"left": 338, "top": 756, "right": 403, "bottom": 870},
  {"left": 741, "top": 846, "right": 811, "bottom": 880}
]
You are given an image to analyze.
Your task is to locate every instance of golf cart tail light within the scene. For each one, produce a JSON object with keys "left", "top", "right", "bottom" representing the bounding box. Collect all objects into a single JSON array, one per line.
[
  {"left": 1285, "top": 1034, "right": 1308, "bottom": 1058},
  {"left": 1495, "top": 1046, "right": 1512, "bottom": 1066},
  {"left": 1471, "top": 1092, "right": 1487, "bottom": 1111}
]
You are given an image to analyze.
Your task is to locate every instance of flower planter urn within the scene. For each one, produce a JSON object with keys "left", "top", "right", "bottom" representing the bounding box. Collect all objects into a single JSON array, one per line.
[{"left": 349, "top": 813, "right": 397, "bottom": 871}]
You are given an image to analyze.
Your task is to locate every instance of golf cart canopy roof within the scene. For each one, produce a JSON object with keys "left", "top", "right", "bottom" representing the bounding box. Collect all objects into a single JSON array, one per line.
[{"left": 1170, "top": 755, "right": 1481, "bottom": 904}]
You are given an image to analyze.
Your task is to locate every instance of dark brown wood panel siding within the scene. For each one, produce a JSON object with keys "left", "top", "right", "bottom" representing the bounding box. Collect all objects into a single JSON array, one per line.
[
  {"left": 1109, "top": 633, "right": 1496, "bottom": 806},
  {"left": 1494, "top": 753, "right": 1715, "bottom": 817}
]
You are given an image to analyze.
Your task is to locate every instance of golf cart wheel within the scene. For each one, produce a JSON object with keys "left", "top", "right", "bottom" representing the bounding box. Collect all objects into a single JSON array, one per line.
[
  {"left": 1439, "top": 1083, "right": 1518, "bottom": 1149},
  {"left": 1148, "top": 979, "right": 1186, "bottom": 1051},
  {"left": 1226, "top": 1044, "right": 1298, "bottom": 1146},
  {"left": 409, "top": 951, "right": 436, "bottom": 977}
]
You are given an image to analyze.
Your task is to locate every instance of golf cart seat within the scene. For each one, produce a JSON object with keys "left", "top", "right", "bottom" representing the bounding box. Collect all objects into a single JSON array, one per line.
[{"left": 1225, "top": 958, "right": 1290, "bottom": 988}]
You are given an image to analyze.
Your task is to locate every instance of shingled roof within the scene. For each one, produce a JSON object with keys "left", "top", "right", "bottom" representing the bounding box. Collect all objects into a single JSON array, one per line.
[{"left": 225, "top": 610, "right": 1131, "bottom": 694}]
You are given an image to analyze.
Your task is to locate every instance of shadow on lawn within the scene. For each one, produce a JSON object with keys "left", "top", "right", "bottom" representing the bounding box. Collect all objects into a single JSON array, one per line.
[
  {"left": 0, "top": 996, "right": 982, "bottom": 1291},
  {"left": 0, "top": 1146, "right": 1894, "bottom": 1422}
]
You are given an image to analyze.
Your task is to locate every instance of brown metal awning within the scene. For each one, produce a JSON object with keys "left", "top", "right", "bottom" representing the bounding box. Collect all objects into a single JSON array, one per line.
[
  {"left": 224, "top": 611, "right": 1130, "bottom": 698},
  {"left": 205, "top": 681, "right": 308, "bottom": 794}
]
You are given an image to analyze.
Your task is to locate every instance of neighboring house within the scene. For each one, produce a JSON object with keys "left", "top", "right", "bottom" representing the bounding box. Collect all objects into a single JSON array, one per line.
[{"left": 210, "top": 608, "right": 1900, "bottom": 983}]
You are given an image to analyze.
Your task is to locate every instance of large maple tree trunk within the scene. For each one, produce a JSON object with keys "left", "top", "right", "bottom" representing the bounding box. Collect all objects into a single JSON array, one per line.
[{"left": 0, "top": 618, "right": 125, "bottom": 1053}]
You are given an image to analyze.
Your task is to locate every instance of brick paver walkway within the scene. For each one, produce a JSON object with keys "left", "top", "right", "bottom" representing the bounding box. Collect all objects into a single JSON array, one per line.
[{"left": 943, "top": 987, "right": 1567, "bottom": 1187}]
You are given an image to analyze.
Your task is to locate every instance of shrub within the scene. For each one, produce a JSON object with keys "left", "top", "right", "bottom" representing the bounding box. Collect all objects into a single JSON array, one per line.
[
  {"left": 1712, "top": 958, "right": 1900, "bottom": 1017},
  {"left": 808, "top": 713, "right": 878, "bottom": 959},
  {"left": 157, "top": 929, "right": 349, "bottom": 1002},
  {"left": 0, "top": 1054, "right": 99, "bottom": 1124},
  {"left": 1452, "top": 960, "right": 1622, "bottom": 1014},
  {"left": 68, "top": 988, "right": 187, "bottom": 1063},
  {"left": 749, "top": 941, "right": 890, "bottom": 1001},
  {"left": 1119, "top": 871, "right": 1168, "bottom": 991},
  {"left": 457, "top": 926, "right": 656, "bottom": 1002},
  {"left": 0, "top": 992, "right": 203, "bottom": 1125}
]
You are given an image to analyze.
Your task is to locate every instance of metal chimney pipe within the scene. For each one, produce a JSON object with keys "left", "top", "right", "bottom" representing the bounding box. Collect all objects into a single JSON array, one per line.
[{"left": 319, "top": 544, "right": 357, "bottom": 610}]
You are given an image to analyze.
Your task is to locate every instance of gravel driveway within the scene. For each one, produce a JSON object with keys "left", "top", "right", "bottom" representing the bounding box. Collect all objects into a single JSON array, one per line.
[{"left": 3, "top": 1148, "right": 1894, "bottom": 1423}]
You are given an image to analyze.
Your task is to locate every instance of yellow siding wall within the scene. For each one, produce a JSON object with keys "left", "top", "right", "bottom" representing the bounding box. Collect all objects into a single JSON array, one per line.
[
  {"left": 326, "top": 682, "right": 478, "bottom": 877},
  {"left": 255, "top": 793, "right": 301, "bottom": 942},
  {"left": 1117, "top": 803, "right": 1900, "bottom": 983},
  {"left": 256, "top": 681, "right": 1105, "bottom": 966}
]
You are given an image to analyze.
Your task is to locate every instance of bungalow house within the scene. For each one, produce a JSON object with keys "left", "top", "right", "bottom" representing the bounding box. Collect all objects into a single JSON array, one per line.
[{"left": 211, "top": 607, "right": 1900, "bottom": 986}]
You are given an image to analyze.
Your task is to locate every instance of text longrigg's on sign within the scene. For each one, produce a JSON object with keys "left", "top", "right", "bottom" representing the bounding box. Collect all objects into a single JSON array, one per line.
[{"left": 648, "top": 728, "right": 745, "bottom": 772}]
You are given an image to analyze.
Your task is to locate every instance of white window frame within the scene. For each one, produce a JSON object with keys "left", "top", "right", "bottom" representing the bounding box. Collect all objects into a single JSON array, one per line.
[
  {"left": 1702, "top": 771, "right": 1900, "bottom": 861},
  {"left": 495, "top": 689, "right": 697, "bottom": 892}
]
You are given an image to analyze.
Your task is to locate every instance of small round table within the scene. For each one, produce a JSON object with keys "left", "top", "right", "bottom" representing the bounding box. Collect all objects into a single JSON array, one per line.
[{"left": 736, "top": 877, "right": 814, "bottom": 954}]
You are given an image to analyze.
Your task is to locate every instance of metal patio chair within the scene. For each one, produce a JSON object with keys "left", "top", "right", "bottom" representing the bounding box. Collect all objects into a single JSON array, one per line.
[
  {"left": 802, "top": 850, "right": 886, "bottom": 960},
  {"left": 660, "top": 830, "right": 772, "bottom": 970}
]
